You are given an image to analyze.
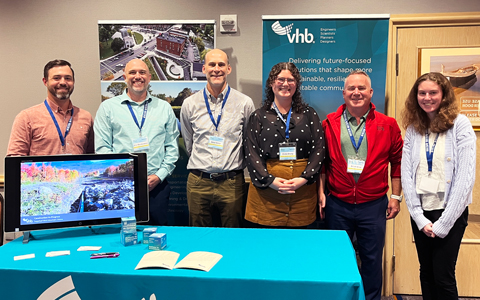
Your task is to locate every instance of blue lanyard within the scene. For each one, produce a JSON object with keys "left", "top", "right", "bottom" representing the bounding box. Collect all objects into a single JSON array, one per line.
[
  {"left": 343, "top": 109, "right": 366, "bottom": 154},
  {"left": 203, "top": 86, "right": 230, "bottom": 131},
  {"left": 425, "top": 131, "right": 440, "bottom": 173},
  {"left": 44, "top": 99, "right": 73, "bottom": 147},
  {"left": 272, "top": 102, "right": 293, "bottom": 140},
  {"left": 126, "top": 101, "right": 148, "bottom": 136}
]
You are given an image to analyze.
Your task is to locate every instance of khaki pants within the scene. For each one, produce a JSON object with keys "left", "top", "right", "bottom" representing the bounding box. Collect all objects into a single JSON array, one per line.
[{"left": 187, "top": 172, "right": 246, "bottom": 227}]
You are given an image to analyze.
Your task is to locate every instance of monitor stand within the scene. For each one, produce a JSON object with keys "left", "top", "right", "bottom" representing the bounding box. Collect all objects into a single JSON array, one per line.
[
  {"left": 22, "top": 231, "right": 35, "bottom": 244},
  {"left": 88, "top": 226, "right": 121, "bottom": 235}
]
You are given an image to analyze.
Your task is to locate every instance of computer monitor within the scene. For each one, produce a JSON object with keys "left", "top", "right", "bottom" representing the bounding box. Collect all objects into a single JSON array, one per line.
[{"left": 3, "top": 153, "right": 149, "bottom": 236}]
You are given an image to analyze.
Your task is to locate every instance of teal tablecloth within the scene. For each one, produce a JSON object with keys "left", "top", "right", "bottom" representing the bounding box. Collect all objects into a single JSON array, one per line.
[{"left": 0, "top": 226, "right": 365, "bottom": 300}]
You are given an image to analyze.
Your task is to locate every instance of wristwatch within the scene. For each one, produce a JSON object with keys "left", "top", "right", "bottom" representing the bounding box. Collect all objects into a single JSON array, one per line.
[{"left": 390, "top": 194, "right": 403, "bottom": 202}]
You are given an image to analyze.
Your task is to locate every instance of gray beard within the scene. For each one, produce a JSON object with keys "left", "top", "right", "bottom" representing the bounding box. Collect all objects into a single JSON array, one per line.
[{"left": 55, "top": 91, "right": 71, "bottom": 100}]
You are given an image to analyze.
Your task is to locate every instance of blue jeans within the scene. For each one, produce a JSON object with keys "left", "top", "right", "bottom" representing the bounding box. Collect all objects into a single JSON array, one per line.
[{"left": 325, "top": 193, "right": 388, "bottom": 300}]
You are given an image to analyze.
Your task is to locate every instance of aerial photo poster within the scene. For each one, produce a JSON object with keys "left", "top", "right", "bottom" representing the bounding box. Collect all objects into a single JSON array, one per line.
[
  {"left": 98, "top": 20, "right": 216, "bottom": 225},
  {"left": 262, "top": 15, "right": 389, "bottom": 119}
]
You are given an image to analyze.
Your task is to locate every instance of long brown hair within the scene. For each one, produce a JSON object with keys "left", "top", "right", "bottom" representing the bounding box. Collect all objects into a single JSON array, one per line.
[{"left": 401, "top": 72, "right": 458, "bottom": 133}]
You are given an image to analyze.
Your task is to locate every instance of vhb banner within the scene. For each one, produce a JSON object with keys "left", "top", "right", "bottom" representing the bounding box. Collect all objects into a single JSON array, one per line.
[{"left": 262, "top": 15, "right": 389, "bottom": 119}]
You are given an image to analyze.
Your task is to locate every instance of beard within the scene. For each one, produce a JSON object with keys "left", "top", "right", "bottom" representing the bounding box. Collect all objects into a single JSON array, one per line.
[
  {"left": 49, "top": 85, "right": 73, "bottom": 100},
  {"left": 55, "top": 90, "right": 72, "bottom": 100}
]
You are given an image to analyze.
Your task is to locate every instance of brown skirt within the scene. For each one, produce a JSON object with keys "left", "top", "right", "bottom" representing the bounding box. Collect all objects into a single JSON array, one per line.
[{"left": 245, "top": 158, "right": 317, "bottom": 227}]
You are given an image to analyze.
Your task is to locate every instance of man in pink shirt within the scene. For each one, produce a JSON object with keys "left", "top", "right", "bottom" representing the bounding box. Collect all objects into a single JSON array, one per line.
[
  {"left": 2, "top": 60, "right": 94, "bottom": 244},
  {"left": 7, "top": 59, "right": 94, "bottom": 156}
]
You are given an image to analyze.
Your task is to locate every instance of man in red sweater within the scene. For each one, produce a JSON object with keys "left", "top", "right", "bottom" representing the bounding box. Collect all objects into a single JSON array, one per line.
[{"left": 319, "top": 71, "right": 403, "bottom": 300}]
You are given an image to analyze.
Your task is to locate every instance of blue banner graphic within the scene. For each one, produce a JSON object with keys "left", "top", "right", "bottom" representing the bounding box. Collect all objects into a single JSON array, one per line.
[{"left": 263, "top": 16, "right": 389, "bottom": 119}]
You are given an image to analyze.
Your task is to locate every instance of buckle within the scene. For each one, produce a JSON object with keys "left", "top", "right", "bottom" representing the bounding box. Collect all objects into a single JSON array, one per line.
[{"left": 209, "top": 173, "right": 222, "bottom": 180}]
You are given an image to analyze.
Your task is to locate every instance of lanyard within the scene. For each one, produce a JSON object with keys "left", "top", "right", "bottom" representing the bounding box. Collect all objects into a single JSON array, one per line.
[
  {"left": 343, "top": 109, "right": 366, "bottom": 153},
  {"left": 272, "top": 102, "right": 293, "bottom": 140},
  {"left": 203, "top": 86, "right": 230, "bottom": 131},
  {"left": 425, "top": 131, "right": 440, "bottom": 173},
  {"left": 127, "top": 101, "right": 148, "bottom": 136},
  {"left": 44, "top": 99, "right": 73, "bottom": 147}
]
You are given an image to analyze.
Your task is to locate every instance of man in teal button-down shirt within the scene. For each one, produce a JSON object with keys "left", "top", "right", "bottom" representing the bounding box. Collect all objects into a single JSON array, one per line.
[{"left": 94, "top": 59, "right": 179, "bottom": 225}]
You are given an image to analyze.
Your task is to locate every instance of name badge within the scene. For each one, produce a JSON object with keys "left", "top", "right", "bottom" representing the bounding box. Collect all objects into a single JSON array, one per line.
[
  {"left": 279, "top": 142, "right": 297, "bottom": 161},
  {"left": 208, "top": 136, "right": 224, "bottom": 150},
  {"left": 347, "top": 158, "right": 365, "bottom": 174},
  {"left": 133, "top": 137, "right": 150, "bottom": 152},
  {"left": 419, "top": 176, "right": 440, "bottom": 194}
]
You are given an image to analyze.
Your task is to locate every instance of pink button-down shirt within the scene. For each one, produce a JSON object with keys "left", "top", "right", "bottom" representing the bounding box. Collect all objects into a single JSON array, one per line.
[{"left": 7, "top": 99, "right": 94, "bottom": 156}]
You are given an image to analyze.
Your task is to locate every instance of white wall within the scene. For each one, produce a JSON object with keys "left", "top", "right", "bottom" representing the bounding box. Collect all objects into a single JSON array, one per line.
[{"left": 1, "top": 0, "right": 480, "bottom": 173}]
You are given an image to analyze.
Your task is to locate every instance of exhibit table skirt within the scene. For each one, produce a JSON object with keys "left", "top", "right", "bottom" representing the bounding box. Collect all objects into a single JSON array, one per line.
[{"left": 0, "top": 226, "right": 365, "bottom": 300}]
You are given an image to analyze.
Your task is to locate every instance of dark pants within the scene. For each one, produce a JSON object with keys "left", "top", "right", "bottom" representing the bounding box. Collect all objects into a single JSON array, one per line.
[
  {"left": 325, "top": 193, "right": 388, "bottom": 300},
  {"left": 145, "top": 179, "right": 170, "bottom": 226},
  {"left": 411, "top": 207, "right": 468, "bottom": 300}
]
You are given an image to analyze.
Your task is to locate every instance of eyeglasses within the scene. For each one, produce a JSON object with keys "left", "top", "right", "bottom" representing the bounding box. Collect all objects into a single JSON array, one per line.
[{"left": 275, "top": 77, "right": 296, "bottom": 85}]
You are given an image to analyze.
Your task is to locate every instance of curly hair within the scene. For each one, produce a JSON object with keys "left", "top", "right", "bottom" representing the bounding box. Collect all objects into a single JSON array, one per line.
[
  {"left": 401, "top": 72, "right": 459, "bottom": 134},
  {"left": 262, "top": 62, "right": 306, "bottom": 113}
]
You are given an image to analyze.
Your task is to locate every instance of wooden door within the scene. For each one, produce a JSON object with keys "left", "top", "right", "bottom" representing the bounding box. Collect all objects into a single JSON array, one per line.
[{"left": 388, "top": 13, "right": 480, "bottom": 297}]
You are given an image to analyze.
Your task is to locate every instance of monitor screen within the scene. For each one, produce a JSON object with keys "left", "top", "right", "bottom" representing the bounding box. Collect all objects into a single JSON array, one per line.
[{"left": 4, "top": 153, "right": 149, "bottom": 233}]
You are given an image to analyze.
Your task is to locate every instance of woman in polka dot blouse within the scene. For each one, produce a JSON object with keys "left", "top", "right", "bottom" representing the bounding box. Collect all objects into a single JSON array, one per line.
[{"left": 244, "top": 62, "right": 325, "bottom": 228}]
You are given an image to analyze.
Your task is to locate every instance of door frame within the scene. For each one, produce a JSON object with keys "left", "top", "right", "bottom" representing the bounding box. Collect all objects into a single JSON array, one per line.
[{"left": 383, "top": 11, "right": 480, "bottom": 297}]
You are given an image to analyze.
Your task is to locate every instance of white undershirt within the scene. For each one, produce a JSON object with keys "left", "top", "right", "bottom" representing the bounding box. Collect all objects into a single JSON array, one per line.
[{"left": 416, "top": 131, "right": 446, "bottom": 211}]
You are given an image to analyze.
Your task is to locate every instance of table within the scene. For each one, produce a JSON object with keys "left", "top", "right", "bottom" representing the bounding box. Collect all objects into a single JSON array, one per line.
[{"left": 0, "top": 226, "right": 365, "bottom": 300}]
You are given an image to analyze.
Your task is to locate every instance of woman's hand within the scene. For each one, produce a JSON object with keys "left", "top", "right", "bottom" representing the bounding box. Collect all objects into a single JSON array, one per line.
[
  {"left": 422, "top": 223, "right": 436, "bottom": 238},
  {"left": 318, "top": 173, "right": 326, "bottom": 219},
  {"left": 269, "top": 177, "right": 307, "bottom": 194},
  {"left": 282, "top": 177, "right": 308, "bottom": 192},
  {"left": 318, "top": 192, "right": 326, "bottom": 220},
  {"left": 269, "top": 177, "right": 287, "bottom": 192}
]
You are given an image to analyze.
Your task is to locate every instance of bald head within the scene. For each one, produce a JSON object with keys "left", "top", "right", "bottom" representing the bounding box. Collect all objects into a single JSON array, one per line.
[
  {"left": 204, "top": 49, "right": 229, "bottom": 65},
  {"left": 123, "top": 59, "right": 151, "bottom": 102},
  {"left": 203, "top": 49, "right": 231, "bottom": 97},
  {"left": 125, "top": 59, "right": 149, "bottom": 73}
]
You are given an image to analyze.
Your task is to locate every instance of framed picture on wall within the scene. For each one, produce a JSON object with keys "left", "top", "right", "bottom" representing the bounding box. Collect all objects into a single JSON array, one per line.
[
  {"left": 97, "top": 20, "right": 216, "bottom": 226},
  {"left": 419, "top": 46, "right": 480, "bottom": 130}
]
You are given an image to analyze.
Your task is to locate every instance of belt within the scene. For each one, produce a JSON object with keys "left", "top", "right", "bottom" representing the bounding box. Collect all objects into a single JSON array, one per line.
[{"left": 190, "top": 169, "right": 243, "bottom": 181}]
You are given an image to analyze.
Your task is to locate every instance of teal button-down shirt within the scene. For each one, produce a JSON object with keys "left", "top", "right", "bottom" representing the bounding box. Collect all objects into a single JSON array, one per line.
[{"left": 94, "top": 90, "right": 179, "bottom": 181}]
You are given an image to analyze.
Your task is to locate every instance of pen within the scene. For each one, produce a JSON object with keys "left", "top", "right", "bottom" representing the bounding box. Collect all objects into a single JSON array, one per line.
[
  {"left": 90, "top": 252, "right": 118, "bottom": 256},
  {"left": 90, "top": 253, "right": 120, "bottom": 259}
]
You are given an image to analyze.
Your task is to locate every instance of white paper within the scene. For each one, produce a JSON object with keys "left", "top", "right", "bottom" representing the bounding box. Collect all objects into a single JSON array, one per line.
[
  {"left": 14, "top": 253, "right": 35, "bottom": 261},
  {"left": 135, "top": 251, "right": 180, "bottom": 270},
  {"left": 46, "top": 250, "right": 71, "bottom": 257},
  {"left": 174, "top": 251, "right": 222, "bottom": 272},
  {"left": 77, "top": 246, "right": 102, "bottom": 251}
]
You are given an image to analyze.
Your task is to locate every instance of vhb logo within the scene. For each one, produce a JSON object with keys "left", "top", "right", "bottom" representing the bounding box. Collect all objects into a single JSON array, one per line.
[
  {"left": 37, "top": 276, "right": 81, "bottom": 300},
  {"left": 38, "top": 275, "right": 158, "bottom": 300},
  {"left": 271, "top": 21, "right": 315, "bottom": 44}
]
